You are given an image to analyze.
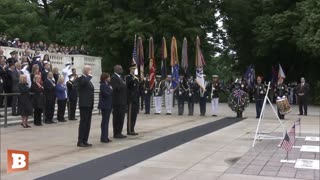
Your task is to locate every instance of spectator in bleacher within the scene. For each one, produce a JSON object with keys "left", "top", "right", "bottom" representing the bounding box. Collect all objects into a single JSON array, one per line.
[
  {"left": 52, "top": 67, "right": 59, "bottom": 83},
  {"left": 31, "top": 74, "right": 45, "bottom": 126},
  {"left": 18, "top": 74, "right": 32, "bottom": 128},
  {"left": 48, "top": 44, "right": 56, "bottom": 53},
  {"left": 7, "top": 51, "right": 18, "bottom": 65},
  {"left": 31, "top": 51, "right": 43, "bottom": 72},
  {"left": 55, "top": 76, "right": 67, "bottom": 122},
  {"left": 31, "top": 64, "right": 41, "bottom": 84},
  {"left": 0, "top": 56, "right": 7, "bottom": 107},
  {"left": 0, "top": 48, "right": 5, "bottom": 58},
  {"left": 24, "top": 49, "right": 32, "bottom": 63},
  {"left": 7, "top": 63, "right": 20, "bottom": 116},
  {"left": 42, "top": 54, "right": 52, "bottom": 70},
  {"left": 20, "top": 62, "right": 31, "bottom": 87},
  {"left": 44, "top": 72, "right": 56, "bottom": 124},
  {"left": 42, "top": 62, "right": 51, "bottom": 82}
]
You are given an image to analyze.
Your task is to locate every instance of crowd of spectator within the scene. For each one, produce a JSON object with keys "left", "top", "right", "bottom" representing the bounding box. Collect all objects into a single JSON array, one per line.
[
  {"left": 0, "top": 33, "right": 88, "bottom": 55},
  {"left": 0, "top": 48, "right": 79, "bottom": 128}
]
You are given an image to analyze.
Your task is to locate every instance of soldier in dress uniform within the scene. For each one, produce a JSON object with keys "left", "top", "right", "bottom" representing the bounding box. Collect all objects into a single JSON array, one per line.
[
  {"left": 164, "top": 75, "right": 174, "bottom": 115},
  {"left": 126, "top": 64, "right": 140, "bottom": 136},
  {"left": 208, "top": 75, "right": 221, "bottom": 117},
  {"left": 254, "top": 76, "right": 266, "bottom": 118},
  {"left": 176, "top": 75, "right": 187, "bottom": 115},
  {"left": 153, "top": 75, "right": 164, "bottom": 114},
  {"left": 274, "top": 77, "right": 289, "bottom": 119},
  {"left": 198, "top": 74, "right": 208, "bottom": 116},
  {"left": 67, "top": 68, "right": 78, "bottom": 120},
  {"left": 142, "top": 74, "right": 152, "bottom": 114},
  {"left": 186, "top": 76, "right": 196, "bottom": 116}
]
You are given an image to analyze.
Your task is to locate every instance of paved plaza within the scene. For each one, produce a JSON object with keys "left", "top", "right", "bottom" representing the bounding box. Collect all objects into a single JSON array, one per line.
[{"left": 1, "top": 103, "right": 319, "bottom": 180}]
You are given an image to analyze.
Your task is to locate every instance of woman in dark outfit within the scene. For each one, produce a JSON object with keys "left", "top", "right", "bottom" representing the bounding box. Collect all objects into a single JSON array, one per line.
[
  {"left": 19, "top": 74, "right": 33, "bottom": 128},
  {"left": 31, "top": 74, "right": 45, "bottom": 126},
  {"left": 98, "top": 73, "right": 113, "bottom": 143}
]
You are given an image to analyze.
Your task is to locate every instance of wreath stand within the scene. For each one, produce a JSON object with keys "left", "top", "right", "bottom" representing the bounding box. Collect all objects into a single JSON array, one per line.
[{"left": 252, "top": 82, "right": 285, "bottom": 147}]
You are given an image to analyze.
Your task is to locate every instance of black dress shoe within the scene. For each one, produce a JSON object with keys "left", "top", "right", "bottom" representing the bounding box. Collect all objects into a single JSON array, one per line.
[
  {"left": 34, "top": 124, "right": 43, "bottom": 126},
  {"left": 69, "top": 118, "right": 78, "bottom": 121},
  {"left": 84, "top": 142, "right": 92, "bottom": 146},
  {"left": 131, "top": 132, "right": 139, "bottom": 136},
  {"left": 114, "top": 134, "right": 127, "bottom": 139},
  {"left": 77, "top": 143, "right": 88, "bottom": 147},
  {"left": 44, "top": 121, "right": 52, "bottom": 124},
  {"left": 101, "top": 139, "right": 112, "bottom": 143},
  {"left": 212, "top": 114, "right": 217, "bottom": 117}
]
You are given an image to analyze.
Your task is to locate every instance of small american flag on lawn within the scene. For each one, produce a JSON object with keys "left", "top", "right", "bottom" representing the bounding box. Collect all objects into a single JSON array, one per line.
[
  {"left": 288, "top": 124, "right": 295, "bottom": 145},
  {"left": 280, "top": 132, "right": 293, "bottom": 152},
  {"left": 295, "top": 118, "right": 301, "bottom": 126}
]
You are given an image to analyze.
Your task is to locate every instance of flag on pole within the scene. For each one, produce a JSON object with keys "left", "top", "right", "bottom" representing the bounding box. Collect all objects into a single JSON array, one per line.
[
  {"left": 271, "top": 66, "right": 278, "bottom": 88},
  {"left": 295, "top": 117, "right": 301, "bottom": 136},
  {"left": 278, "top": 64, "right": 286, "bottom": 79},
  {"left": 280, "top": 132, "right": 293, "bottom": 152},
  {"left": 149, "top": 37, "right": 156, "bottom": 89},
  {"left": 137, "top": 37, "right": 144, "bottom": 79},
  {"left": 181, "top": 37, "right": 188, "bottom": 76},
  {"left": 170, "top": 36, "right": 179, "bottom": 89},
  {"left": 244, "top": 65, "right": 255, "bottom": 89},
  {"left": 295, "top": 118, "right": 301, "bottom": 126},
  {"left": 132, "top": 35, "right": 138, "bottom": 75},
  {"left": 195, "top": 36, "right": 206, "bottom": 91},
  {"left": 288, "top": 124, "right": 296, "bottom": 145},
  {"left": 161, "top": 37, "right": 167, "bottom": 80}
]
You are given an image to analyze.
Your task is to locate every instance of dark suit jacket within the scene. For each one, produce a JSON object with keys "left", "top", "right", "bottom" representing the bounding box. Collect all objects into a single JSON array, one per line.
[
  {"left": 98, "top": 82, "right": 113, "bottom": 110},
  {"left": 67, "top": 80, "right": 78, "bottom": 101},
  {"left": 77, "top": 75, "right": 94, "bottom": 108},
  {"left": 7, "top": 68, "right": 20, "bottom": 93},
  {"left": 110, "top": 74, "right": 127, "bottom": 106},
  {"left": 31, "top": 83, "right": 45, "bottom": 109},
  {"left": 296, "top": 83, "right": 310, "bottom": 97},
  {"left": 43, "top": 78, "right": 56, "bottom": 101}
]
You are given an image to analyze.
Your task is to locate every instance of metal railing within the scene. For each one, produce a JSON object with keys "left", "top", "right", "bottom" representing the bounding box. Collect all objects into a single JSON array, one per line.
[{"left": 0, "top": 91, "right": 101, "bottom": 127}]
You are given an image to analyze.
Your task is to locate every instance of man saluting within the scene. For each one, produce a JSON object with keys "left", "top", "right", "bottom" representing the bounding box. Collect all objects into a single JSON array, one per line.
[
  {"left": 77, "top": 65, "right": 94, "bottom": 147},
  {"left": 126, "top": 63, "right": 139, "bottom": 136}
]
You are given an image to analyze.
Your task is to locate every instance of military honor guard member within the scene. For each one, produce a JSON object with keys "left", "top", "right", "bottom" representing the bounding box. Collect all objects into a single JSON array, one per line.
[
  {"left": 254, "top": 76, "right": 266, "bottom": 118},
  {"left": 274, "top": 77, "right": 289, "bottom": 119},
  {"left": 153, "top": 75, "right": 164, "bottom": 114},
  {"left": 126, "top": 64, "right": 140, "bottom": 136},
  {"left": 186, "top": 76, "right": 196, "bottom": 116},
  {"left": 142, "top": 74, "right": 152, "bottom": 114},
  {"left": 209, "top": 75, "right": 221, "bottom": 116},
  {"left": 67, "top": 68, "right": 78, "bottom": 120},
  {"left": 165, "top": 75, "right": 174, "bottom": 115},
  {"left": 198, "top": 74, "right": 208, "bottom": 116},
  {"left": 296, "top": 77, "right": 310, "bottom": 116},
  {"left": 176, "top": 75, "right": 187, "bottom": 115}
]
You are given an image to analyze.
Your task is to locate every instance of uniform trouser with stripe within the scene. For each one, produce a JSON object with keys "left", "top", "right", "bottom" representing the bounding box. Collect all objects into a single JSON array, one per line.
[
  {"left": 165, "top": 93, "right": 173, "bottom": 113},
  {"left": 188, "top": 96, "right": 194, "bottom": 115},
  {"left": 154, "top": 96, "right": 162, "bottom": 113},
  {"left": 178, "top": 96, "right": 184, "bottom": 115},
  {"left": 211, "top": 98, "right": 219, "bottom": 115},
  {"left": 127, "top": 102, "right": 139, "bottom": 134},
  {"left": 199, "top": 97, "right": 206, "bottom": 115}
]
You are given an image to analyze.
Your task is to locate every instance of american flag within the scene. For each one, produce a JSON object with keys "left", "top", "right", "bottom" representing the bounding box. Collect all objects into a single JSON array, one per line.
[
  {"left": 295, "top": 118, "right": 301, "bottom": 126},
  {"left": 288, "top": 124, "right": 295, "bottom": 144},
  {"left": 280, "top": 132, "right": 293, "bottom": 152}
]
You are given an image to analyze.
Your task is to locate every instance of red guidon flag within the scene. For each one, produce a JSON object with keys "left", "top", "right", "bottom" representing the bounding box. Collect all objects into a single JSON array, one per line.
[{"left": 149, "top": 37, "right": 156, "bottom": 89}]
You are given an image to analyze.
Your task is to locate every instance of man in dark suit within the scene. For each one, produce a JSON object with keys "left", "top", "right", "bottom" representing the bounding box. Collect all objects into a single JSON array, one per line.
[
  {"left": 43, "top": 72, "right": 56, "bottom": 124},
  {"left": 7, "top": 63, "right": 20, "bottom": 116},
  {"left": 296, "top": 77, "right": 310, "bottom": 116},
  {"left": 77, "top": 65, "right": 94, "bottom": 147},
  {"left": 110, "top": 65, "right": 127, "bottom": 139},
  {"left": 0, "top": 56, "right": 7, "bottom": 108},
  {"left": 67, "top": 68, "right": 78, "bottom": 120},
  {"left": 126, "top": 64, "right": 139, "bottom": 136}
]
